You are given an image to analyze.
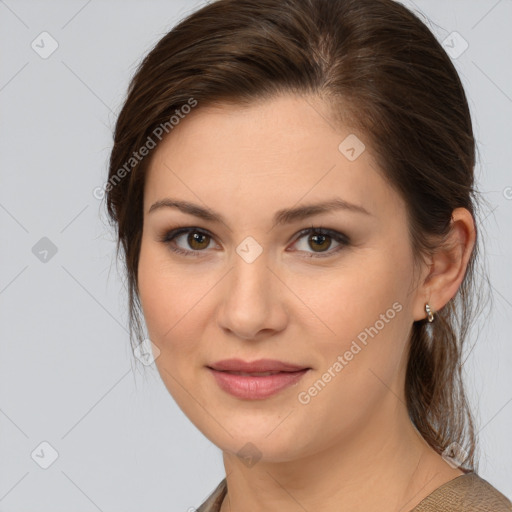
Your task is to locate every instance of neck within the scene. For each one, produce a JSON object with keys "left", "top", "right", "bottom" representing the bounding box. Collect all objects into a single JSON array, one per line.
[{"left": 219, "top": 401, "right": 463, "bottom": 512}]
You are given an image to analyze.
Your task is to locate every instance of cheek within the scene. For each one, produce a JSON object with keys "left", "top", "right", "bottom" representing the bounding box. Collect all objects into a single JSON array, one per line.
[
  {"left": 301, "top": 247, "right": 413, "bottom": 375},
  {"left": 138, "top": 241, "right": 189, "bottom": 348},
  {"left": 137, "top": 239, "right": 218, "bottom": 362},
  {"left": 291, "top": 253, "right": 413, "bottom": 433}
]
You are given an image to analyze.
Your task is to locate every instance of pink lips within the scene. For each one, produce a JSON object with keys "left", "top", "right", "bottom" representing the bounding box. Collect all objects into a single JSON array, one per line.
[{"left": 207, "top": 358, "right": 310, "bottom": 400}]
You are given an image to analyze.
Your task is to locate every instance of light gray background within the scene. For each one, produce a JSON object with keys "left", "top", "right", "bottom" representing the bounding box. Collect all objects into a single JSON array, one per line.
[{"left": 1, "top": 1, "right": 511, "bottom": 510}]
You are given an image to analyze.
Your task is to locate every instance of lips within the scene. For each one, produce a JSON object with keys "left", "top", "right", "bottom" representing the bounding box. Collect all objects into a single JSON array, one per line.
[
  {"left": 208, "top": 358, "right": 308, "bottom": 373},
  {"left": 206, "top": 358, "right": 311, "bottom": 400},
  {"left": 221, "top": 371, "right": 283, "bottom": 376}
]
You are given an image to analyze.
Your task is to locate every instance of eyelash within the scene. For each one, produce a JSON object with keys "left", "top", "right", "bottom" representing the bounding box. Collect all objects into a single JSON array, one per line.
[{"left": 158, "top": 225, "right": 350, "bottom": 259}]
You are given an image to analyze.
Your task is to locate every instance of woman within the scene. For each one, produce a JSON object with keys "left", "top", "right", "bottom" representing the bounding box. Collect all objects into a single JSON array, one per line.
[{"left": 104, "top": 0, "right": 512, "bottom": 510}]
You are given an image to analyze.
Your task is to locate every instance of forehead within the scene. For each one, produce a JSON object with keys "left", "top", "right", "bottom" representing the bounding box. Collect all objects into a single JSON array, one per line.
[{"left": 144, "top": 94, "right": 402, "bottom": 223}]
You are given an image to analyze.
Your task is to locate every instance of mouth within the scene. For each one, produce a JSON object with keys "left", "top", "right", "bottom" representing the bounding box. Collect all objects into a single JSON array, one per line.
[
  {"left": 207, "top": 358, "right": 310, "bottom": 373},
  {"left": 206, "top": 359, "right": 311, "bottom": 400},
  {"left": 217, "top": 370, "right": 294, "bottom": 376}
]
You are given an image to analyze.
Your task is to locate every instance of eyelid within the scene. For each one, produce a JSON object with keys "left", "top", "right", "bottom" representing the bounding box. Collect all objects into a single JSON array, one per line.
[
  {"left": 158, "top": 225, "right": 350, "bottom": 258},
  {"left": 157, "top": 226, "right": 218, "bottom": 257},
  {"left": 288, "top": 226, "right": 350, "bottom": 258},
  {"left": 291, "top": 226, "right": 350, "bottom": 246}
]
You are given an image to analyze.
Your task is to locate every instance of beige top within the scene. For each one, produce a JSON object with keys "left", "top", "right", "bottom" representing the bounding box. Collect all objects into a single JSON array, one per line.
[{"left": 196, "top": 472, "right": 512, "bottom": 512}]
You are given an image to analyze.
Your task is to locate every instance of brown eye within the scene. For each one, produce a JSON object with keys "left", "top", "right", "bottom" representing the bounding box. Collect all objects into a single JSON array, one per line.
[
  {"left": 308, "top": 233, "right": 332, "bottom": 252},
  {"left": 187, "top": 231, "right": 211, "bottom": 250},
  {"left": 291, "top": 227, "right": 349, "bottom": 258},
  {"left": 160, "top": 226, "right": 349, "bottom": 259},
  {"left": 159, "top": 227, "right": 216, "bottom": 257}
]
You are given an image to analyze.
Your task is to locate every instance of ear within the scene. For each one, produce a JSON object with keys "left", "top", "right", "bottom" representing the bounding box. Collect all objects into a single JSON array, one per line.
[{"left": 412, "top": 207, "right": 476, "bottom": 322}]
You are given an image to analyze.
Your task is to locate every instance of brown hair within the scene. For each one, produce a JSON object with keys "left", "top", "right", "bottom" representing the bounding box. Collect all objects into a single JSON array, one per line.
[{"left": 105, "top": 0, "right": 489, "bottom": 471}]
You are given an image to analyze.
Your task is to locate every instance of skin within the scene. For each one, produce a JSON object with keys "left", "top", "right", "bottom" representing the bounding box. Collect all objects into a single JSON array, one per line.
[{"left": 137, "top": 94, "right": 476, "bottom": 512}]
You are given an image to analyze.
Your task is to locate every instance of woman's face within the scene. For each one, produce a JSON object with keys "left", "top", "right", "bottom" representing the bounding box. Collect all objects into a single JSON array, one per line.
[{"left": 138, "top": 94, "right": 428, "bottom": 462}]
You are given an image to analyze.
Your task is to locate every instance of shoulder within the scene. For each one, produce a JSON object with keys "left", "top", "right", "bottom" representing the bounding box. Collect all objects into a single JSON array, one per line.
[
  {"left": 195, "top": 473, "right": 511, "bottom": 512},
  {"left": 196, "top": 478, "right": 227, "bottom": 512},
  {"left": 411, "top": 472, "right": 512, "bottom": 512}
]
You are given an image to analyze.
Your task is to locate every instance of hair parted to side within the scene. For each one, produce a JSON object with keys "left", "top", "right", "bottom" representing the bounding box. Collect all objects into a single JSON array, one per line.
[{"left": 105, "top": 0, "right": 491, "bottom": 471}]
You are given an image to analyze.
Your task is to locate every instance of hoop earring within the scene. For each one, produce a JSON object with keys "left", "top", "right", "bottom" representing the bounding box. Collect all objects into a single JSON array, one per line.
[{"left": 425, "top": 303, "right": 435, "bottom": 323}]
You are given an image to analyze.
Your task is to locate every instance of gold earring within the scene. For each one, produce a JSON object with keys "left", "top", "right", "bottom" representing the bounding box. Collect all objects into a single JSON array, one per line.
[{"left": 425, "top": 303, "right": 435, "bottom": 323}]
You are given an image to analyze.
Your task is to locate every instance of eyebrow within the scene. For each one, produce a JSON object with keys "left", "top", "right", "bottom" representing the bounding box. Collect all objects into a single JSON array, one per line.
[{"left": 148, "top": 196, "right": 371, "bottom": 227}]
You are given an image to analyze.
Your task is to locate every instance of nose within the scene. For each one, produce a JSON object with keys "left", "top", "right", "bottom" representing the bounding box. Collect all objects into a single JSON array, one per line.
[{"left": 215, "top": 248, "right": 288, "bottom": 341}]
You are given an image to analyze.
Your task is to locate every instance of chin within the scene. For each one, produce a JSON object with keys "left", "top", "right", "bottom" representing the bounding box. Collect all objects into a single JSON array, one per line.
[{"left": 197, "top": 417, "right": 310, "bottom": 464}]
